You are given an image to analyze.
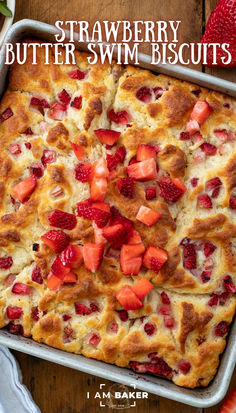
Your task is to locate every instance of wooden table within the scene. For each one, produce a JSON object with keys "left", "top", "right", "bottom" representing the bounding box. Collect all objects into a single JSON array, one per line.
[{"left": 11, "top": 1, "right": 236, "bottom": 412}]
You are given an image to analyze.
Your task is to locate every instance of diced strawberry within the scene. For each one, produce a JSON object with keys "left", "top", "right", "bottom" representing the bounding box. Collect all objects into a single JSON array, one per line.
[
  {"left": 83, "top": 243, "right": 104, "bottom": 272},
  {"left": 178, "top": 361, "right": 191, "bottom": 374},
  {"left": 107, "top": 109, "right": 130, "bottom": 124},
  {"left": 153, "top": 87, "right": 164, "bottom": 99},
  {"left": 145, "top": 186, "right": 156, "bottom": 200},
  {"left": 143, "top": 246, "right": 168, "bottom": 273},
  {"left": 132, "top": 278, "right": 154, "bottom": 300},
  {"left": 129, "top": 156, "right": 138, "bottom": 166},
  {"left": 62, "top": 314, "right": 71, "bottom": 321},
  {"left": 136, "top": 86, "right": 152, "bottom": 103},
  {"left": 31, "top": 266, "right": 43, "bottom": 284},
  {"left": 93, "top": 222, "right": 106, "bottom": 244},
  {"left": 204, "top": 257, "right": 214, "bottom": 271},
  {"left": 108, "top": 321, "right": 119, "bottom": 333},
  {"left": 41, "top": 149, "right": 56, "bottom": 167},
  {"left": 30, "top": 97, "right": 50, "bottom": 108},
  {"left": 229, "top": 196, "right": 236, "bottom": 209},
  {"left": 24, "top": 142, "right": 31, "bottom": 149},
  {"left": 192, "top": 132, "right": 204, "bottom": 144},
  {"left": 159, "top": 305, "right": 171, "bottom": 315},
  {"left": 193, "top": 151, "right": 206, "bottom": 163},
  {"left": 7, "top": 323, "right": 23, "bottom": 335},
  {"left": 206, "top": 177, "right": 222, "bottom": 196},
  {"left": 164, "top": 316, "right": 174, "bottom": 328},
  {"left": 179, "top": 132, "right": 190, "bottom": 140},
  {"left": 58, "top": 89, "right": 71, "bottom": 105},
  {"left": 5, "top": 274, "right": 16, "bottom": 286},
  {"left": 71, "top": 96, "right": 82, "bottom": 110},
  {"left": 12, "top": 282, "right": 31, "bottom": 295},
  {"left": 190, "top": 100, "right": 212, "bottom": 125},
  {"left": 68, "top": 69, "right": 85, "bottom": 80},
  {"left": 228, "top": 131, "right": 236, "bottom": 141},
  {"left": 0, "top": 107, "right": 13, "bottom": 122},
  {"left": 121, "top": 244, "right": 145, "bottom": 261},
  {"left": 115, "top": 146, "right": 127, "bottom": 163},
  {"left": 136, "top": 205, "right": 162, "bottom": 227},
  {"left": 51, "top": 256, "right": 70, "bottom": 279},
  {"left": 30, "top": 163, "right": 44, "bottom": 178},
  {"left": 13, "top": 175, "right": 36, "bottom": 203},
  {"left": 49, "top": 102, "right": 67, "bottom": 120},
  {"left": 200, "top": 143, "right": 217, "bottom": 156},
  {"left": 127, "top": 230, "right": 142, "bottom": 245},
  {"left": 161, "top": 291, "right": 170, "bottom": 305},
  {"left": 157, "top": 176, "right": 186, "bottom": 203},
  {"left": 92, "top": 206, "right": 111, "bottom": 228},
  {"left": 182, "top": 243, "right": 197, "bottom": 270},
  {"left": 144, "top": 323, "right": 155, "bottom": 335},
  {"left": 127, "top": 159, "right": 157, "bottom": 182},
  {"left": 77, "top": 199, "right": 94, "bottom": 220},
  {"left": 215, "top": 321, "right": 228, "bottom": 337},
  {"left": 191, "top": 177, "right": 199, "bottom": 187},
  {"left": 32, "top": 307, "right": 40, "bottom": 321},
  {"left": 92, "top": 202, "right": 110, "bottom": 213},
  {"left": 89, "top": 333, "right": 101, "bottom": 346},
  {"left": 103, "top": 224, "right": 125, "bottom": 242},
  {"left": 214, "top": 129, "right": 229, "bottom": 142},
  {"left": 46, "top": 273, "right": 63, "bottom": 291},
  {"left": 60, "top": 245, "right": 83, "bottom": 269},
  {"left": 94, "top": 129, "right": 121, "bottom": 145},
  {"left": 208, "top": 293, "right": 219, "bottom": 307},
  {"left": 201, "top": 270, "right": 211, "bottom": 283},
  {"left": 0, "top": 257, "right": 13, "bottom": 269},
  {"left": 116, "top": 285, "right": 143, "bottom": 310},
  {"left": 9, "top": 144, "right": 21, "bottom": 155},
  {"left": 120, "top": 255, "right": 142, "bottom": 276},
  {"left": 75, "top": 163, "right": 92, "bottom": 182},
  {"left": 41, "top": 230, "right": 70, "bottom": 253},
  {"left": 48, "top": 209, "right": 77, "bottom": 230},
  {"left": 116, "top": 309, "right": 128, "bottom": 321},
  {"left": 197, "top": 194, "right": 212, "bottom": 208},
  {"left": 185, "top": 119, "right": 200, "bottom": 135},
  {"left": 136, "top": 144, "right": 156, "bottom": 161},
  {"left": 23, "top": 127, "right": 33, "bottom": 135},
  {"left": 93, "top": 158, "right": 109, "bottom": 178},
  {"left": 204, "top": 242, "right": 216, "bottom": 258},
  {"left": 6, "top": 306, "right": 23, "bottom": 319},
  {"left": 63, "top": 271, "right": 77, "bottom": 283},
  {"left": 70, "top": 141, "right": 85, "bottom": 161},
  {"left": 117, "top": 177, "right": 134, "bottom": 198},
  {"left": 219, "top": 292, "right": 229, "bottom": 306},
  {"left": 90, "top": 177, "right": 107, "bottom": 202},
  {"left": 75, "top": 303, "right": 91, "bottom": 315},
  {"left": 223, "top": 275, "right": 236, "bottom": 294}
]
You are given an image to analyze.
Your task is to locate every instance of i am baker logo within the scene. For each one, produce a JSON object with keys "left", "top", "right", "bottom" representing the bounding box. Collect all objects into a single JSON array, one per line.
[{"left": 87, "top": 383, "right": 149, "bottom": 408}]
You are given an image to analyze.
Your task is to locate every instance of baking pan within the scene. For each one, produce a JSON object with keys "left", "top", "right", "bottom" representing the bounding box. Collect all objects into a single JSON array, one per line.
[{"left": 0, "top": 19, "right": 235, "bottom": 408}]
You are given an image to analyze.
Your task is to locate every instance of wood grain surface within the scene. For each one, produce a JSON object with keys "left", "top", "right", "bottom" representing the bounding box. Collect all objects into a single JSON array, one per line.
[{"left": 11, "top": 1, "right": 236, "bottom": 412}]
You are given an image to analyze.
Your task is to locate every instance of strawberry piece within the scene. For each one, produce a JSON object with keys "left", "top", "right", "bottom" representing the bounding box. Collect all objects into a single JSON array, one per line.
[
  {"left": 92, "top": 202, "right": 110, "bottom": 213},
  {"left": 48, "top": 209, "right": 77, "bottom": 230},
  {"left": 58, "top": 89, "right": 71, "bottom": 105},
  {"left": 215, "top": 321, "right": 228, "bottom": 337},
  {"left": 190, "top": 100, "right": 212, "bottom": 125},
  {"left": 127, "top": 158, "right": 157, "bottom": 182},
  {"left": 32, "top": 307, "right": 40, "bottom": 321},
  {"left": 179, "top": 132, "right": 190, "bottom": 140},
  {"left": 63, "top": 271, "right": 77, "bottom": 283},
  {"left": 182, "top": 243, "right": 197, "bottom": 270},
  {"left": 120, "top": 255, "right": 142, "bottom": 276},
  {"left": 0, "top": 107, "right": 13, "bottom": 122},
  {"left": 41, "top": 230, "right": 69, "bottom": 253},
  {"left": 62, "top": 314, "right": 71, "bottom": 321},
  {"left": 178, "top": 361, "right": 191, "bottom": 375},
  {"left": 127, "top": 230, "right": 142, "bottom": 245},
  {"left": 136, "top": 144, "right": 156, "bottom": 161},
  {"left": 164, "top": 316, "right": 174, "bottom": 328},
  {"left": 68, "top": 69, "right": 85, "bottom": 79},
  {"left": 106, "top": 146, "right": 127, "bottom": 172},
  {"left": 144, "top": 323, "right": 155, "bottom": 335},
  {"left": 93, "top": 222, "right": 106, "bottom": 244},
  {"left": 145, "top": 186, "right": 156, "bottom": 200},
  {"left": 75, "top": 163, "right": 92, "bottom": 182},
  {"left": 191, "top": 177, "right": 199, "bottom": 187},
  {"left": 157, "top": 176, "right": 186, "bottom": 203},
  {"left": 136, "top": 205, "right": 162, "bottom": 226},
  {"left": 223, "top": 275, "right": 236, "bottom": 294},
  {"left": 5, "top": 274, "right": 16, "bottom": 286},
  {"left": 13, "top": 175, "right": 36, "bottom": 203},
  {"left": 208, "top": 294, "right": 219, "bottom": 307},
  {"left": 161, "top": 291, "right": 170, "bottom": 305},
  {"left": 116, "top": 309, "right": 128, "bottom": 321},
  {"left": 51, "top": 256, "right": 70, "bottom": 279},
  {"left": 12, "top": 282, "right": 31, "bottom": 295},
  {"left": 160, "top": 305, "right": 172, "bottom": 315},
  {"left": 9, "top": 144, "right": 21, "bottom": 155},
  {"left": 41, "top": 149, "right": 56, "bottom": 167},
  {"left": 206, "top": 177, "right": 222, "bottom": 199},
  {"left": 143, "top": 246, "right": 168, "bottom": 273},
  {"left": 49, "top": 102, "right": 67, "bottom": 120},
  {"left": 214, "top": 129, "right": 229, "bottom": 142},
  {"left": 92, "top": 206, "right": 110, "bottom": 228},
  {"left": 94, "top": 129, "right": 121, "bottom": 145},
  {"left": 71, "top": 96, "right": 82, "bottom": 110},
  {"left": 136, "top": 87, "right": 152, "bottom": 103},
  {"left": 115, "top": 146, "right": 127, "bottom": 163},
  {"left": 0, "top": 257, "right": 13, "bottom": 269},
  {"left": 60, "top": 245, "right": 83, "bottom": 269},
  {"left": 93, "top": 158, "right": 109, "bottom": 178},
  {"left": 31, "top": 266, "right": 43, "bottom": 284},
  {"left": 229, "top": 196, "right": 236, "bottom": 209},
  {"left": 200, "top": 142, "right": 217, "bottom": 156},
  {"left": 70, "top": 141, "right": 85, "bottom": 160},
  {"left": 108, "top": 321, "right": 119, "bottom": 333},
  {"left": 116, "top": 285, "right": 143, "bottom": 310},
  {"left": 30, "top": 163, "right": 44, "bottom": 178},
  {"left": 132, "top": 278, "right": 154, "bottom": 300},
  {"left": 204, "top": 242, "right": 216, "bottom": 258},
  {"left": 129, "top": 156, "right": 138, "bottom": 165},
  {"left": 103, "top": 224, "right": 125, "bottom": 242},
  {"left": 186, "top": 119, "right": 200, "bottom": 135},
  {"left": 46, "top": 273, "right": 63, "bottom": 291},
  {"left": 30, "top": 97, "right": 50, "bottom": 108},
  {"left": 117, "top": 177, "right": 134, "bottom": 198},
  {"left": 201, "top": 270, "right": 211, "bottom": 283},
  {"left": 83, "top": 243, "right": 104, "bottom": 272},
  {"left": 6, "top": 306, "right": 23, "bottom": 319},
  {"left": 77, "top": 199, "right": 93, "bottom": 220},
  {"left": 198, "top": 194, "right": 212, "bottom": 208},
  {"left": 107, "top": 109, "right": 130, "bottom": 124},
  {"left": 24, "top": 142, "right": 31, "bottom": 149},
  {"left": 153, "top": 87, "right": 164, "bottom": 99},
  {"left": 90, "top": 177, "right": 107, "bottom": 202},
  {"left": 75, "top": 303, "right": 92, "bottom": 315},
  {"left": 89, "top": 333, "right": 101, "bottom": 346},
  {"left": 23, "top": 127, "right": 33, "bottom": 135},
  {"left": 121, "top": 244, "right": 145, "bottom": 261},
  {"left": 7, "top": 323, "right": 23, "bottom": 335}
]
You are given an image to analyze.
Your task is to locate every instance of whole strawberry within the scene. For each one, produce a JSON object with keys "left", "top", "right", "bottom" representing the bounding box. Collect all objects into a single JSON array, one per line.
[{"left": 201, "top": 0, "right": 236, "bottom": 67}]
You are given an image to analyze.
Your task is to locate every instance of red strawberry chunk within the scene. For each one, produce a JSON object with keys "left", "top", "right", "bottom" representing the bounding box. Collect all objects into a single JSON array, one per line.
[
  {"left": 24, "top": 142, "right": 31, "bottom": 149},
  {"left": 94, "top": 129, "right": 121, "bottom": 145},
  {"left": 0, "top": 107, "right": 13, "bottom": 122},
  {"left": 70, "top": 141, "right": 85, "bottom": 161},
  {"left": 41, "top": 149, "right": 56, "bottom": 167},
  {"left": 136, "top": 205, "right": 162, "bottom": 227},
  {"left": 208, "top": 293, "right": 219, "bottom": 307},
  {"left": 49, "top": 102, "right": 67, "bottom": 120},
  {"left": 215, "top": 321, "right": 228, "bottom": 337},
  {"left": 145, "top": 186, "right": 156, "bottom": 200},
  {"left": 115, "top": 146, "right": 126, "bottom": 163},
  {"left": 60, "top": 245, "right": 83, "bottom": 269},
  {"left": 153, "top": 87, "right": 164, "bottom": 99},
  {"left": 5, "top": 274, "right": 16, "bottom": 287},
  {"left": 132, "top": 278, "right": 154, "bottom": 300},
  {"left": 13, "top": 175, "right": 37, "bottom": 203},
  {"left": 46, "top": 273, "right": 63, "bottom": 291},
  {"left": 77, "top": 199, "right": 93, "bottom": 220},
  {"left": 200, "top": 143, "right": 217, "bottom": 156},
  {"left": 32, "top": 307, "right": 40, "bottom": 321},
  {"left": 219, "top": 292, "right": 229, "bottom": 305},
  {"left": 179, "top": 132, "right": 190, "bottom": 140},
  {"left": 75, "top": 163, "right": 92, "bottom": 183},
  {"left": 30, "top": 97, "right": 50, "bottom": 108},
  {"left": 197, "top": 194, "right": 212, "bottom": 209},
  {"left": 229, "top": 196, "right": 236, "bottom": 209},
  {"left": 204, "top": 242, "right": 216, "bottom": 258},
  {"left": 164, "top": 316, "right": 174, "bottom": 328},
  {"left": 107, "top": 109, "right": 130, "bottom": 124},
  {"left": 51, "top": 256, "right": 70, "bottom": 280},
  {"left": 30, "top": 163, "right": 44, "bottom": 178},
  {"left": 117, "top": 177, "right": 134, "bottom": 198},
  {"left": 106, "top": 154, "right": 119, "bottom": 171},
  {"left": 90, "top": 177, "right": 107, "bottom": 202},
  {"left": 120, "top": 255, "right": 142, "bottom": 276},
  {"left": 83, "top": 243, "right": 104, "bottom": 272},
  {"left": 89, "top": 333, "right": 101, "bottom": 346},
  {"left": 178, "top": 361, "right": 191, "bottom": 375},
  {"left": 191, "top": 177, "right": 199, "bottom": 187},
  {"left": 129, "top": 361, "right": 147, "bottom": 373},
  {"left": 58, "top": 89, "right": 71, "bottom": 105},
  {"left": 116, "top": 285, "right": 143, "bottom": 310},
  {"left": 0, "top": 257, "right": 13, "bottom": 269},
  {"left": 7, "top": 323, "right": 23, "bottom": 335},
  {"left": 183, "top": 243, "right": 197, "bottom": 270},
  {"left": 75, "top": 303, "right": 91, "bottom": 315},
  {"left": 206, "top": 177, "right": 222, "bottom": 194},
  {"left": 63, "top": 314, "right": 71, "bottom": 321},
  {"left": 71, "top": 96, "right": 82, "bottom": 110},
  {"left": 93, "top": 158, "right": 109, "bottom": 179},
  {"left": 143, "top": 246, "right": 168, "bottom": 273},
  {"left": 190, "top": 100, "right": 212, "bottom": 125},
  {"left": 103, "top": 224, "right": 125, "bottom": 242},
  {"left": 136, "top": 86, "right": 152, "bottom": 103},
  {"left": 127, "top": 158, "right": 157, "bottom": 182},
  {"left": 136, "top": 144, "right": 156, "bottom": 161},
  {"left": 160, "top": 305, "right": 170, "bottom": 315},
  {"left": 144, "top": 323, "right": 155, "bottom": 335},
  {"left": 7, "top": 306, "right": 23, "bottom": 319},
  {"left": 41, "top": 230, "right": 69, "bottom": 253},
  {"left": 12, "top": 282, "right": 31, "bottom": 295},
  {"left": 31, "top": 266, "right": 43, "bottom": 284},
  {"left": 116, "top": 309, "right": 128, "bottom": 321},
  {"left": 157, "top": 176, "right": 186, "bottom": 203},
  {"left": 23, "top": 127, "right": 33, "bottom": 135},
  {"left": 223, "top": 275, "right": 236, "bottom": 294},
  {"left": 68, "top": 69, "right": 85, "bottom": 79},
  {"left": 109, "top": 321, "right": 119, "bottom": 333},
  {"left": 9, "top": 144, "right": 21, "bottom": 155},
  {"left": 161, "top": 291, "right": 170, "bottom": 305},
  {"left": 48, "top": 209, "right": 77, "bottom": 230},
  {"left": 214, "top": 129, "right": 229, "bottom": 142},
  {"left": 186, "top": 119, "right": 200, "bottom": 135},
  {"left": 92, "top": 207, "right": 111, "bottom": 228},
  {"left": 201, "top": 270, "right": 211, "bottom": 283}
]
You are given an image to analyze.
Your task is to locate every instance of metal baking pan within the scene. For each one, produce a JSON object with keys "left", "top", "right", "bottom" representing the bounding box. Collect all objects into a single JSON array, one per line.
[{"left": 0, "top": 19, "right": 235, "bottom": 408}]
